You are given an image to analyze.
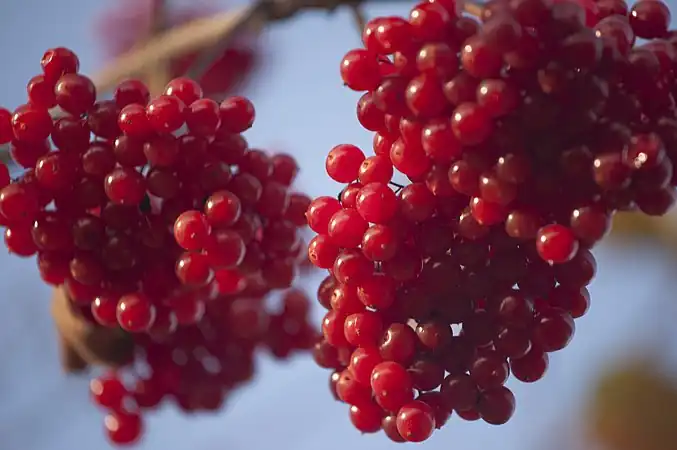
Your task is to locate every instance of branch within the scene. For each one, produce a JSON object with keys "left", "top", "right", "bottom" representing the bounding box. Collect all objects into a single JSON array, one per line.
[{"left": 91, "top": 0, "right": 397, "bottom": 93}]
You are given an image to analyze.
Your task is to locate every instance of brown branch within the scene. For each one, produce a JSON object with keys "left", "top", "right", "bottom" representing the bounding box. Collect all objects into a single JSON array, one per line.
[
  {"left": 149, "top": 0, "right": 168, "bottom": 35},
  {"left": 92, "top": 0, "right": 367, "bottom": 93}
]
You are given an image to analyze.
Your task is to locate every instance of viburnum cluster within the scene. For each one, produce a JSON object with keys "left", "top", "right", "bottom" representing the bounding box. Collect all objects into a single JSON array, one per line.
[
  {"left": 0, "top": 48, "right": 316, "bottom": 445},
  {"left": 309, "top": 0, "right": 677, "bottom": 442}
]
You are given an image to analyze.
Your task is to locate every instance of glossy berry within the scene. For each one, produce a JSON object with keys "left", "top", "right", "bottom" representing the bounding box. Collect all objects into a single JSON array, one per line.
[
  {"left": 219, "top": 96, "right": 255, "bottom": 133},
  {"left": 164, "top": 77, "right": 203, "bottom": 105},
  {"left": 355, "top": 183, "right": 398, "bottom": 224},
  {"left": 90, "top": 374, "right": 127, "bottom": 409},
  {"left": 104, "top": 411, "right": 143, "bottom": 445},
  {"left": 326, "top": 144, "right": 366, "bottom": 183},
  {"left": 536, "top": 224, "right": 579, "bottom": 264},
  {"left": 396, "top": 401, "right": 436, "bottom": 442},
  {"left": 116, "top": 293, "right": 155, "bottom": 332},
  {"left": 146, "top": 95, "right": 186, "bottom": 132},
  {"left": 340, "top": 49, "right": 381, "bottom": 91},
  {"left": 628, "top": 0, "right": 670, "bottom": 39},
  {"left": 41, "top": 47, "right": 79, "bottom": 82},
  {"left": 11, "top": 105, "right": 53, "bottom": 142},
  {"left": 174, "top": 211, "right": 211, "bottom": 250},
  {"left": 54, "top": 74, "right": 96, "bottom": 116},
  {"left": 104, "top": 168, "right": 146, "bottom": 205}
]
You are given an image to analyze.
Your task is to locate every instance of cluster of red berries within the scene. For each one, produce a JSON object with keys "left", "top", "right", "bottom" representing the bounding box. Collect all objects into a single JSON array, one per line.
[
  {"left": 89, "top": 288, "right": 315, "bottom": 445},
  {"left": 0, "top": 47, "right": 316, "bottom": 445},
  {"left": 309, "top": 0, "right": 677, "bottom": 442}
]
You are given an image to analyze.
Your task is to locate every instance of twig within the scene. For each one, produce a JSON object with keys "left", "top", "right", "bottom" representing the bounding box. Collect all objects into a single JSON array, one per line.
[
  {"left": 92, "top": 0, "right": 410, "bottom": 93},
  {"left": 92, "top": 4, "right": 261, "bottom": 92},
  {"left": 149, "top": 0, "right": 168, "bottom": 35},
  {"left": 348, "top": 4, "right": 367, "bottom": 35}
]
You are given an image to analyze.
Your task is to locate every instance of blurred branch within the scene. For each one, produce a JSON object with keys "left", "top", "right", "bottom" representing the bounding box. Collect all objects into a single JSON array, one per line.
[
  {"left": 92, "top": 0, "right": 399, "bottom": 92},
  {"left": 150, "top": 0, "right": 168, "bottom": 34}
]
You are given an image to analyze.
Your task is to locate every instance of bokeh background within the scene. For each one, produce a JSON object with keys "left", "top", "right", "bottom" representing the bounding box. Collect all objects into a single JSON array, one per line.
[{"left": 1, "top": 1, "right": 677, "bottom": 449}]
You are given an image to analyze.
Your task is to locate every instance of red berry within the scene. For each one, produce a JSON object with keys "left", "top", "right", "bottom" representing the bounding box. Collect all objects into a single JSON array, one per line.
[
  {"left": 174, "top": 210, "right": 211, "bottom": 251},
  {"left": 164, "top": 77, "right": 203, "bottom": 105},
  {"left": 536, "top": 224, "right": 579, "bottom": 264},
  {"left": 146, "top": 95, "right": 186, "bottom": 132},
  {"left": 104, "top": 168, "right": 146, "bottom": 205},
  {"left": 396, "top": 400, "right": 436, "bottom": 442},
  {"left": 27, "top": 75, "right": 57, "bottom": 109},
  {"left": 349, "top": 402, "right": 383, "bottom": 433},
  {"left": 11, "top": 104, "right": 53, "bottom": 142},
  {"left": 371, "top": 361, "right": 415, "bottom": 411},
  {"left": 356, "top": 183, "right": 398, "bottom": 224},
  {"left": 326, "top": 144, "right": 366, "bottom": 183},
  {"left": 340, "top": 49, "right": 382, "bottom": 91},
  {"left": 116, "top": 293, "right": 155, "bottom": 332},
  {"left": 306, "top": 196, "right": 342, "bottom": 234},
  {"left": 104, "top": 411, "right": 143, "bottom": 445},
  {"left": 54, "top": 74, "right": 97, "bottom": 116},
  {"left": 41, "top": 47, "right": 79, "bottom": 82},
  {"left": 478, "top": 386, "right": 516, "bottom": 425},
  {"left": 219, "top": 96, "right": 255, "bottom": 133},
  {"left": 90, "top": 374, "right": 127, "bottom": 409},
  {"left": 114, "top": 79, "right": 150, "bottom": 107}
]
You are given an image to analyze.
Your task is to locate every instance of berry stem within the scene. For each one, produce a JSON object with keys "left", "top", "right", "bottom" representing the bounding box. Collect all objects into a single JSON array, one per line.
[{"left": 145, "top": 0, "right": 174, "bottom": 95}]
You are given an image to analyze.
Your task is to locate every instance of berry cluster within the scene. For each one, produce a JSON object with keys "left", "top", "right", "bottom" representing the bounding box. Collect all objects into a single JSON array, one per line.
[
  {"left": 0, "top": 48, "right": 315, "bottom": 445},
  {"left": 90, "top": 288, "right": 316, "bottom": 445},
  {"left": 310, "top": 0, "right": 677, "bottom": 442}
]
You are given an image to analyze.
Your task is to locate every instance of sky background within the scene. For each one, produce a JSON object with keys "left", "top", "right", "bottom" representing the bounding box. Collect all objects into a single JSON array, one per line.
[{"left": 1, "top": 1, "right": 677, "bottom": 449}]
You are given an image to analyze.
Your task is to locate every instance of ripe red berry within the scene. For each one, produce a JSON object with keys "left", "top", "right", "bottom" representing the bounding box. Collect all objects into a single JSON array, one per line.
[
  {"left": 396, "top": 401, "right": 436, "bottom": 442},
  {"left": 306, "top": 196, "right": 342, "bottom": 234},
  {"left": 104, "top": 411, "right": 143, "bottom": 445},
  {"left": 175, "top": 252, "right": 213, "bottom": 286},
  {"left": 219, "top": 96, "right": 255, "bottom": 133},
  {"left": 371, "top": 361, "right": 414, "bottom": 411},
  {"left": 41, "top": 47, "right": 79, "bottom": 82},
  {"left": 27, "top": 75, "right": 57, "bottom": 109},
  {"left": 174, "top": 211, "right": 211, "bottom": 251},
  {"left": 326, "top": 144, "right": 366, "bottom": 183},
  {"left": 54, "top": 74, "right": 97, "bottom": 116},
  {"left": 11, "top": 104, "right": 53, "bottom": 142},
  {"left": 116, "top": 293, "right": 155, "bottom": 332},
  {"left": 104, "top": 168, "right": 146, "bottom": 205},
  {"left": 356, "top": 182, "right": 398, "bottom": 224},
  {"left": 340, "top": 49, "right": 382, "bottom": 91},
  {"left": 114, "top": 79, "right": 150, "bottom": 107},
  {"left": 146, "top": 95, "right": 186, "bottom": 132},
  {"left": 536, "top": 224, "right": 579, "bottom": 264},
  {"left": 185, "top": 98, "right": 221, "bottom": 136},
  {"left": 90, "top": 374, "right": 127, "bottom": 409},
  {"left": 164, "top": 77, "right": 203, "bottom": 105}
]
